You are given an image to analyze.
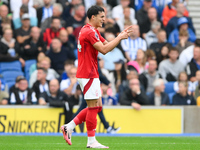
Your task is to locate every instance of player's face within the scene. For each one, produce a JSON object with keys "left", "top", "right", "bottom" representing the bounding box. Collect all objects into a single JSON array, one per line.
[{"left": 94, "top": 11, "right": 105, "bottom": 28}]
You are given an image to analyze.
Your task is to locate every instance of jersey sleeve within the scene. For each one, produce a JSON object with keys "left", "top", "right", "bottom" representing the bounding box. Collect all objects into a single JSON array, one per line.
[
  {"left": 87, "top": 30, "right": 101, "bottom": 45},
  {"left": 96, "top": 29, "right": 105, "bottom": 43},
  {"left": 100, "top": 34, "right": 105, "bottom": 43}
]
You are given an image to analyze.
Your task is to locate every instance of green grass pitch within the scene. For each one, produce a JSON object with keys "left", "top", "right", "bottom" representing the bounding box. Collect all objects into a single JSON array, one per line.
[{"left": 0, "top": 136, "right": 200, "bottom": 150}]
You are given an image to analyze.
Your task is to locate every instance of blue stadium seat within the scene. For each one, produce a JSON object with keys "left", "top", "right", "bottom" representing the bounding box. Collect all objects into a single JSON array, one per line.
[
  {"left": 6, "top": 81, "right": 16, "bottom": 90},
  {"left": 1, "top": 71, "right": 24, "bottom": 90},
  {"left": 168, "top": 92, "right": 176, "bottom": 105},
  {"left": 1, "top": 71, "right": 24, "bottom": 82},
  {"left": 0, "top": 61, "right": 22, "bottom": 72},
  {"left": 24, "top": 59, "right": 37, "bottom": 81},
  {"left": 164, "top": 82, "right": 175, "bottom": 94}
]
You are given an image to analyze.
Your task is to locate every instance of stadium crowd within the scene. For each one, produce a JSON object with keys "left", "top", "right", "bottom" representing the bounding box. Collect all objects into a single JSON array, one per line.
[{"left": 0, "top": 0, "right": 200, "bottom": 116}]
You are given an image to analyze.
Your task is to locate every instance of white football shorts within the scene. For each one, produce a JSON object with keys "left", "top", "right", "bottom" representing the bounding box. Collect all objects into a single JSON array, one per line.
[{"left": 77, "top": 78, "right": 101, "bottom": 100}]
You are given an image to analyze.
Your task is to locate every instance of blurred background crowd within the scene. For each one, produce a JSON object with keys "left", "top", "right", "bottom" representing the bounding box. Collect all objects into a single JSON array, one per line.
[{"left": 0, "top": 0, "right": 200, "bottom": 112}]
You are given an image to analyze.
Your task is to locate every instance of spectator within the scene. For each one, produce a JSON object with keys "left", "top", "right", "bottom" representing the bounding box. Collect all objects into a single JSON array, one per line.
[
  {"left": 186, "top": 45, "right": 200, "bottom": 82},
  {"left": 98, "top": 57, "right": 110, "bottom": 80},
  {"left": 0, "top": 5, "right": 13, "bottom": 36},
  {"left": 158, "top": 47, "right": 184, "bottom": 82},
  {"left": 173, "top": 71, "right": 194, "bottom": 95},
  {"left": 33, "top": 0, "right": 55, "bottom": 9},
  {"left": 18, "top": 27, "right": 46, "bottom": 60},
  {"left": 0, "top": 28, "right": 24, "bottom": 64},
  {"left": 32, "top": 67, "right": 49, "bottom": 99},
  {"left": 194, "top": 71, "right": 200, "bottom": 101},
  {"left": 139, "top": 59, "right": 162, "bottom": 93},
  {"left": 0, "top": 79, "right": 9, "bottom": 105},
  {"left": 118, "top": 69, "right": 140, "bottom": 97},
  {"left": 84, "top": 0, "right": 107, "bottom": 11},
  {"left": 29, "top": 56, "right": 59, "bottom": 87},
  {"left": 37, "top": 0, "right": 53, "bottom": 27},
  {"left": 61, "top": 0, "right": 82, "bottom": 21},
  {"left": 29, "top": 52, "right": 46, "bottom": 76},
  {"left": 148, "top": 78, "right": 170, "bottom": 106},
  {"left": 136, "top": 0, "right": 152, "bottom": 36},
  {"left": 39, "top": 79, "right": 79, "bottom": 123},
  {"left": 40, "top": 3, "right": 66, "bottom": 33},
  {"left": 0, "top": 17, "right": 13, "bottom": 37},
  {"left": 9, "top": 75, "right": 24, "bottom": 95},
  {"left": 43, "top": 17, "right": 65, "bottom": 48},
  {"left": 12, "top": 0, "right": 37, "bottom": 25},
  {"left": 10, "top": 0, "right": 34, "bottom": 14},
  {"left": 127, "top": 49, "right": 148, "bottom": 74},
  {"left": 65, "top": 4, "right": 86, "bottom": 41},
  {"left": 59, "top": 29, "right": 76, "bottom": 53},
  {"left": 168, "top": 17, "right": 196, "bottom": 47},
  {"left": 0, "top": 5, "right": 9, "bottom": 22},
  {"left": 47, "top": 38, "right": 75, "bottom": 74},
  {"left": 98, "top": 32, "right": 125, "bottom": 71},
  {"left": 150, "top": 29, "right": 167, "bottom": 58},
  {"left": 116, "top": 7, "right": 137, "bottom": 32},
  {"left": 172, "top": 81, "right": 196, "bottom": 105},
  {"left": 111, "top": 59, "right": 127, "bottom": 95},
  {"left": 179, "top": 39, "right": 200, "bottom": 68},
  {"left": 60, "top": 66, "right": 78, "bottom": 96},
  {"left": 162, "top": 0, "right": 189, "bottom": 27},
  {"left": 13, "top": 4, "right": 37, "bottom": 30},
  {"left": 15, "top": 13, "right": 32, "bottom": 45},
  {"left": 121, "top": 24, "right": 147, "bottom": 61},
  {"left": 166, "top": 2, "right": 195, "bottom": 37},
  {"left": 112, "top": 0, "right": 135, "bottom": 21},
  {"left": 119, "top": 78, "right": 149, "bottom": 110},
  {"left": 175, "top": 30, "right": 193, "bottom": 54},
  {"left": 10, "top": 76, "right": 37, "bottom": 104},
  {"left": 146, "top": 49, "right": 156, "bottom": 61},
  {"left": 101, "top": 82, "right": 117, "bottom": 105},
  {"left": 61, "top": 60, "right": 75, "bottom": 80},
  {"left": 96, "top": 0, "right": 112, "bottom": 19},
  {"left": 156, "top": 43, "right": 171, "bottom": 65},
  {"left": 145, "top": 21, "right": 161, "bottom": 48}
]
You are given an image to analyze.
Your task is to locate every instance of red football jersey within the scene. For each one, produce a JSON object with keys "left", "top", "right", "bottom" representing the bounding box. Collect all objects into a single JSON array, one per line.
[{"left": 76, "top": 23, "right": 105, "bottom": 78}]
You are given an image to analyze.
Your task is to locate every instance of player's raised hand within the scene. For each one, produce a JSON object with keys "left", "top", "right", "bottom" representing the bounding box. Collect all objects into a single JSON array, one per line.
[{"left": 118, "top": 25, "right": 133, "bottom": 40}]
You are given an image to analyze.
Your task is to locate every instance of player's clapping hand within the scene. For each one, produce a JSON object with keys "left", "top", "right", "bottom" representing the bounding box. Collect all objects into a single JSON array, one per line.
[{"left": 118, "top": 25, "right": 133, "bottom": 40}]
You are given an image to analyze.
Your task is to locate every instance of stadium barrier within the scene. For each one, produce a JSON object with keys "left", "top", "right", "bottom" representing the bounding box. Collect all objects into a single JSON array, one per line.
[{"left": 1, "top": 106, "right": 195, "bottom": 134}]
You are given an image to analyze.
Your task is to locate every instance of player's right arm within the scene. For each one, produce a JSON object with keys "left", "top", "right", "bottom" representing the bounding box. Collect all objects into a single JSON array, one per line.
[{"left": 93, "top": 25, "right": 133, "bottom": 55}]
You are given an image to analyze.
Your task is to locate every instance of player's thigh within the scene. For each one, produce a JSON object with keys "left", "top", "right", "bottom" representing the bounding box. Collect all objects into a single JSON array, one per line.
[
  {"left": 77, "top": 78, "right": 101, "bottom": 100},
  {"left": 85, "top": 97, "right": 102, "bottom": 107}
]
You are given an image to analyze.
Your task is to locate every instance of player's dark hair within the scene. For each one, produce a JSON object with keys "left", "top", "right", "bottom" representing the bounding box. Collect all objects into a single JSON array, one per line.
[{"left": 87, "top": 5, "right": 104, "bottom": 19}]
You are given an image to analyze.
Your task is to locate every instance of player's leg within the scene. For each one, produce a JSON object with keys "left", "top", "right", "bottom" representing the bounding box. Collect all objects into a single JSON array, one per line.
[
  {"left": 61, "top": 106, "right": 88, "bottom": 145},
  {"left": 86, "top": 97, "right": 109, "bottom": 148}
]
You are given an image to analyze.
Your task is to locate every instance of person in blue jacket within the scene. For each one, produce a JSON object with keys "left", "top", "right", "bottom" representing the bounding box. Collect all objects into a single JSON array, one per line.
[
  {"left": 168, "top": 17, "right": 196, "bottom": 47},
  {"left": 172, "top": 81, "right": 196, "bottom": 105},
  {"left": 166, "top": 2, "right": 195, "bottom": 37}
]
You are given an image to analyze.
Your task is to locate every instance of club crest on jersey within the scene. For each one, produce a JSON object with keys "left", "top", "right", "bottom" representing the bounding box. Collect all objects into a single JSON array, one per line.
[{"left": 95, "top": 32, "right": 99, "bottom": 40}]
